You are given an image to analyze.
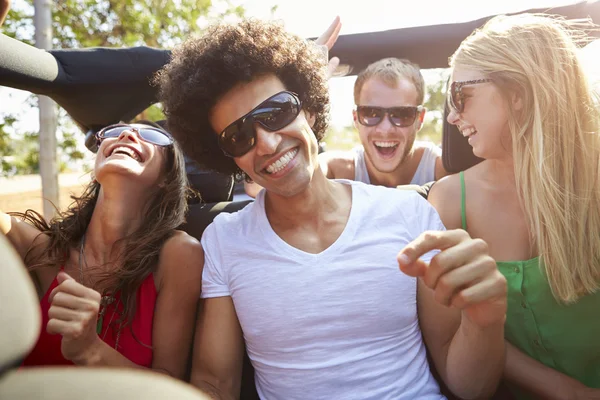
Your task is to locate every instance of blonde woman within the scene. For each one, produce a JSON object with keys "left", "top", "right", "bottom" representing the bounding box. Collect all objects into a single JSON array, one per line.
[{"left": 429, "top": 14, "right": 600, "bottom": 400}]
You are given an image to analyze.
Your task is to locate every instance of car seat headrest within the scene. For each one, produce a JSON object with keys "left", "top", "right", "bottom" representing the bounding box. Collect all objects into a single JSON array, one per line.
[
  {"left": 0, "top": 367, "right": 211, "bottom": 399},
  {"left": 0, "top": 233, "right": 41, "bottom": 375}
]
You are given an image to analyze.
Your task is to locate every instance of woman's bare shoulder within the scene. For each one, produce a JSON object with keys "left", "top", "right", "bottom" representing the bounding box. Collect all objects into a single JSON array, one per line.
[
  {"left": 428, "top": 173, "right": 463, "bottom": 230},
  {"left": 155, "top": 230, "right": 204, "bottom": 291}
]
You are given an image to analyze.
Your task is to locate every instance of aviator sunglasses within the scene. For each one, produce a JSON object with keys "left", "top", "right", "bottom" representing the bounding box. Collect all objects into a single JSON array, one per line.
[
  {"left": 356, "top": 105, "right": 423, "bottom": 128},
  {"left": 448, "top": 78, "right": 492, "bottom": 113},
  {"left": 218, "top": 91, "right": 302, "bottom": 158},
  {"left": 96, "top": 123, "right": 174, "bottom": 147}
]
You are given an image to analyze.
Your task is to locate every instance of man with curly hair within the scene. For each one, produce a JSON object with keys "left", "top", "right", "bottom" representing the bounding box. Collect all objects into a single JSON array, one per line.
[{"left": 156, "top": 19, "right": 507, "bottom": 400}]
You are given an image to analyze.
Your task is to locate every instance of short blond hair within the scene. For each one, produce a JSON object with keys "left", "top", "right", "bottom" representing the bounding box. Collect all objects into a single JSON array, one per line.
[{"left": 354, "top": 58, "right": 425, "bottom": 105}]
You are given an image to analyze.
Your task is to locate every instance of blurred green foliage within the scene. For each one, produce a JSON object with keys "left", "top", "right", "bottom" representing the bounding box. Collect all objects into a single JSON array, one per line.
[{"left": 1, "top": 0, "right": 245, "bottom": 175}]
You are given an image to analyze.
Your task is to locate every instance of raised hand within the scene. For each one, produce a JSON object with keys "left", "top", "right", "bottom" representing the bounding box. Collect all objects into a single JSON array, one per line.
[
  {"left": 398, "top": 229, "right": 507, "bottom": 328},
  {"left": 315, "top": 16, "right": 341, "bottom": 50},
  {"left": 315, "top": 16, "right": 342, "bottom": 79},
  {"left": 47, "top": 271, "right": 103, "bottom": 363}
]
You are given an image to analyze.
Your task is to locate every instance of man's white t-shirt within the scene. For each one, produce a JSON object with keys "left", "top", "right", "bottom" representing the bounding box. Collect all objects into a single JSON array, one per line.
[{"left": 201, "top": 180, "right": 447, "bottom": 400}]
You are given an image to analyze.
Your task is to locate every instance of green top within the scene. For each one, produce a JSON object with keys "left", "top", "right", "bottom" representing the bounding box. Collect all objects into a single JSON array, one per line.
[{"left": 459, "top": 171, "right": 600, "bottom": 397}]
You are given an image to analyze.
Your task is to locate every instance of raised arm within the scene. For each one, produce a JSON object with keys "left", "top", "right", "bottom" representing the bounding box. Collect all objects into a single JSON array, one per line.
[
  {"left": 314, "top": 16, "right": 342, "bottom": 79},
  {"left": 0, "top": 209, "right": 47, "bottom": 260},
  {"left": 0, "top": 0, "right": 10, "bottom": 27},
  {"left": 190, "top": 296, "right": 245, "bottom": 400}
]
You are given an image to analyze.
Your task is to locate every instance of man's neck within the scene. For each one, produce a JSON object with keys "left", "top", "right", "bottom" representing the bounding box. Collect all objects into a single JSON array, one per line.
[
  {"left": 264, "top": 169, "right": 344, "bottom": 226},
  {"left": 366, "top": 147, "right": 421, "bottom": 188}
]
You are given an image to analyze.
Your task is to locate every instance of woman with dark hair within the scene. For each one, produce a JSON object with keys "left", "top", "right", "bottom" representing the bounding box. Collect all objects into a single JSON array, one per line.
[{"left": 1, "top": 122, "right": 203, "bottom": 379}]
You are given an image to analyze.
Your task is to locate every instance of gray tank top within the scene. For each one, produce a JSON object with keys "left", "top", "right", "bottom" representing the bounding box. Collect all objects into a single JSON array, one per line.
[{"left": 353, "top": 141, "right": 441, "bottom": 185}]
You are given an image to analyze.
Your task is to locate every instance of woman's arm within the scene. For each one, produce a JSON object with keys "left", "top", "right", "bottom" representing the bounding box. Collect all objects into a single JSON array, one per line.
[
  {"left": 150, "top": 231, "right": 204, "bottom": 378},
  {"left": 0, "top": 209, "right": 46, "bottom": 259},
  {"left": 504, "top": 342, "right": 600, "bottom": 400},
  {"left": 0, "top": 0, "right": 10, "bottom": 27},
  {"left": 426, "top": 174, "right": 463, "bottom": 230},
  {"left": 1, "top": 209, "right": 54, "bottom": 297}
]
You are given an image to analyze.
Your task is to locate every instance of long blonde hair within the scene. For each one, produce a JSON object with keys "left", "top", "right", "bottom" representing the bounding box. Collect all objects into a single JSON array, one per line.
[{"left": 451, "top": 14, "right": 600, "bottom": 303}]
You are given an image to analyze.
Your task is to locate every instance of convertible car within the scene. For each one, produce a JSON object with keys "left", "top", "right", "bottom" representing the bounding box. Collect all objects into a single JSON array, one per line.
[{"left": 1, "top": 1, "right": 599, "bottom": 399}]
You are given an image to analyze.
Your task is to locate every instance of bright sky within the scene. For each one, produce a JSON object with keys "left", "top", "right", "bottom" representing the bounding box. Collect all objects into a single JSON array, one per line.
[
  {"left": 240, "top": 0, "right": 578, "bottom": 127},
  {"left": 0, "top": 0, "right": 585, "bottom": 134}
]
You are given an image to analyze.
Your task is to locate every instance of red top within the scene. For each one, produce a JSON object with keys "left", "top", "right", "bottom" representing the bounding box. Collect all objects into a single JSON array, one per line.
[{"left": 22, "top": 273, "right": 157, "bottom": 367}]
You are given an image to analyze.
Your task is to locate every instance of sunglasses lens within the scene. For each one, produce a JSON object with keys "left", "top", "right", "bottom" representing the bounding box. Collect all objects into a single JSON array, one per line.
[
  {"left": 357, "top": 107, "right": 384, "bottom": 126},
  {"left": 99, "top": 125, "right": 172, "bottom": 146},
  {"left": 220, "top": 119, "right": 256, "bottom": 158},
  {"left": 449, "top": 82, "right": 462, "bottom": 113},
  {"left": 389, "top": 108, "right": 418, "bottom": 127},
  {"left": 101, "top": 126, "right": 128, "bottom": 138},
  {"left": 219, "top": 91, "right": 300, "bottom": 157},
  {"left": 137, "top": 128, "right": 173, "bottom": 146},
  {"left": 254, "top": 92, "right": 300, "bottom": 129}
]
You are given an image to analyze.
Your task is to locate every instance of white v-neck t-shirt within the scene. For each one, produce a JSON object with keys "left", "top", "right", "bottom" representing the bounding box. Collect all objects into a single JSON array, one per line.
[{"left": 201, "top": 180, "right": 447, "bottom": 400}]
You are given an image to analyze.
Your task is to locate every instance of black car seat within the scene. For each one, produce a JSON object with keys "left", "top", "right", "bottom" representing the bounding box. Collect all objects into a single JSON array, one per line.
[
  {"left": 441, "top": 101, "right": 483, "bottom": 173},
  {"left": 396, "top": 100, "right": 483, "bottom": 199},
  {"left": 0, "top": 232, "right": 211, "bottom": 400}
]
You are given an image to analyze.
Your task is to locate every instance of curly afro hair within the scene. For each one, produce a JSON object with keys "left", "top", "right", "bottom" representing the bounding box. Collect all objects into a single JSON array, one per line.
[{"left": 154, "top": 18, "right": 331, "bottom": 177}]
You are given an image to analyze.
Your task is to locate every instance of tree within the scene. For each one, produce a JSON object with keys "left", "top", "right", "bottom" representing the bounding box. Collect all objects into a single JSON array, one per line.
[
  {"left": 35, "top": 0, "right": 60, "bottom": 219},
  {"left": 323, "top": 124, "right": 360, "bottom": 152},
  {"left": 418, "top": 68, "right": 450, "bottom": 145},
  {"left": 4, "top": 0, "right": 245, "bottom": 48},
  {"left": 0, "top": 116, "right": 17, "bottom": 177},
  {"left": 1, "top": 0, "right": 246, "bottom": 182}
]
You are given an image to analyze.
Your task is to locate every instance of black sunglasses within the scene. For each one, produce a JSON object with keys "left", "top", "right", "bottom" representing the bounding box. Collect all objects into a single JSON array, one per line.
[
  {"left": 218, "top": 91, "right": 301, "bottom": 158},
  {"left": 356, "top": 106, "right": 423, "bottom": 128},
  {"left": 448, "top": 79, "right": 492, "bottom": 113},
  {"left": 96, "top": 124, "right": 174, "bottom": 147}
]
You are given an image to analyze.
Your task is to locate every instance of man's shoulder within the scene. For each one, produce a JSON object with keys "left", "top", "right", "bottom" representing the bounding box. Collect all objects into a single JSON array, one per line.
[
  {"left": 204, "top": 201, "right": 259, "bottom": 240},
  {"left": 350, "top": 180, "right": 429, "bottom": 209},
  {"left": 347, "top": 181, "right": 443, "bottom": 236},
  {"left": 318, "top": 149, "right": 356, "bottom": 179},
  {"left": 214, "top": 200, "right": 256, "bottom": 223}
]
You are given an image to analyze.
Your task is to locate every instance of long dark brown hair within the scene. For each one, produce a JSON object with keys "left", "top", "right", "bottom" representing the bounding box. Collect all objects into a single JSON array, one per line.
[{"left": 11, "top": 121, "right": 192, "bottom": 330}]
